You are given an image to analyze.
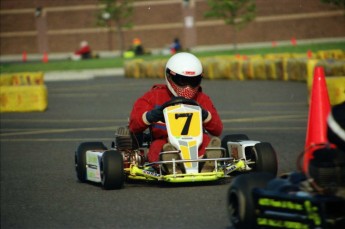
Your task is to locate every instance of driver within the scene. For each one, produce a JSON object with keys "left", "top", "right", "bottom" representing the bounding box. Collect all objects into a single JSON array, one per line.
[
  {"left": 306, "top": 101, "right": 345, "bottom": 197},
  {"left": 129, "top": 52, "right": 223, "bottom": 173},
  {"left": 327, "top": 101, "right": 345, "bottom": 152}
]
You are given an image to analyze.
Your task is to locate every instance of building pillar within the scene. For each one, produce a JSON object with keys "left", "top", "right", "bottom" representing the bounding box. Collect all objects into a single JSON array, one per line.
[
  {"left": 35, "top": 7, "right": 49, "bottom": 54},
  {"left": 182, "top": 0, "right": 197, "bottom": 51}
]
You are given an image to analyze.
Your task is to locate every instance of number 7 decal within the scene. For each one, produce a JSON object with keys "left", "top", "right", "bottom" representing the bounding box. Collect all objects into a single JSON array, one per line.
[{"left": 175, "top": 113, "right": 193, "bottom": 135}]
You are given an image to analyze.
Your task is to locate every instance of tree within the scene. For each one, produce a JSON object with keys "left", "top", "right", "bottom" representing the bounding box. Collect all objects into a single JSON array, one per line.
[
  {"left": 97, "top": 0, "right": 133, "bottom": 56},
  {"left": 204, "top": 0, "right": 256, "bottom": 50},
  {"left": 320, "top": 0, "right": 345, "bottom": 9}
]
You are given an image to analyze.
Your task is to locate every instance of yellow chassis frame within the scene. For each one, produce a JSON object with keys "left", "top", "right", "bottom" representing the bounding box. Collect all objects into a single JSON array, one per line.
[{"left": 125, "top": 160, "right": 246, "bottom": 183}]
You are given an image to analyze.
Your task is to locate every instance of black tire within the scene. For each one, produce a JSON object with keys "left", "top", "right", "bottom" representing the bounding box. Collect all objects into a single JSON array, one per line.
[
  {"left": 252, "top": 142, "right": 278, "bottom": 176},
  {"left": 75, "top": 142, "right": 107, "bottom": 182},
  {"left": 221, "top": 134, "right": 249, "bottom": 157},
  {"left": 228, "top": 172, "right": 274, "bottom": 229},
  {"left": 101, "top": 150, "right": 124, "bottom": 190}
]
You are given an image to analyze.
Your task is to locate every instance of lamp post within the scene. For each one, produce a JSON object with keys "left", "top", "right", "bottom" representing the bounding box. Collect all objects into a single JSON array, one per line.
[{"left": 102, "top": 12, "right": 113, "bottom": 51}]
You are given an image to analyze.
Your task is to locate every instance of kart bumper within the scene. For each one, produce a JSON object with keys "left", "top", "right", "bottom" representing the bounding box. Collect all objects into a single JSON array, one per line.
[{"left": 126, "top": 159, "right": 246, "bottom": 183}]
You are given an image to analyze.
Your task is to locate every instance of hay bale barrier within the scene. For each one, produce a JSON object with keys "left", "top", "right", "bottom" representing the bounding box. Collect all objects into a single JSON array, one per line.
[
  {"left": 0, "top": 72, "right": 48, "bottom": 112},
  {"left": 124, "top": 49, "right": 345, "bottom": 105}
]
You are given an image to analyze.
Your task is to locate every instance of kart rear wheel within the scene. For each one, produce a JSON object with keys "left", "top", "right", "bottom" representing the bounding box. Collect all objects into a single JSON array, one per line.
[
  {"left": 101, "top": 150, "right": 124, "bottom": 190},
  {"left": 252, "top": 142, "right": 278, "bottom": 175},
  {"left": 228, "top": 172, "right": 274, "bottom": 229},
  {"left": 75, "top": 142, "right": 107, "bottom": 182},
  {"left": 221, "top": 134, "right": 249, "bottom": 157}
]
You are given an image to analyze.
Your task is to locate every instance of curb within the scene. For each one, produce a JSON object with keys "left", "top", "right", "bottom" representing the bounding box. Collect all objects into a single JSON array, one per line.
[{"left": 44, "top": 68, "right": 124, "bottom": 82}]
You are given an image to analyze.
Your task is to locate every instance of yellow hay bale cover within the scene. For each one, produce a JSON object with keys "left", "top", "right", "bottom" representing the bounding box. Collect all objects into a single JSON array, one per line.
[
  {"left": 317, "top": 49, "right": 344, "bottom": 60},
  {"left": 124, "top": 59, "right": 145, "bottom": 79},
  {"left": 0, "top": 72, "right": 44, "bottom": 86},
  {"left": 0, "top": 85, "right": 48, "bottom": 112},
  {"left": 326, "top": 77, "right": 345, "bottom": 105}
]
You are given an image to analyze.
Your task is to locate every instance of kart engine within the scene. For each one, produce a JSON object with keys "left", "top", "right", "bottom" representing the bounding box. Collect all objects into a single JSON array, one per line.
[{"left": 114, "top": 127, "right": 145, "bottom": 168}]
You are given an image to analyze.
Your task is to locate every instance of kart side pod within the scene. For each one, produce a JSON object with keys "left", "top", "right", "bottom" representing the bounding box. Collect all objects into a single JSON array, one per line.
[
  {"left": 75, "top": 142, "right": 125, "bottom": 190},
  {"left": 224, "top": 139, "right": 278, "bottom": 176},
  {"left": 225, "top": 140, "right": 261, "bottom": 161}
]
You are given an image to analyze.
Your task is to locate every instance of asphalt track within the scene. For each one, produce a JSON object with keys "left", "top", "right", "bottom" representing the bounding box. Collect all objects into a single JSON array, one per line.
[{"left": 1, "top": 75, "right": 309, "bottom": 229}]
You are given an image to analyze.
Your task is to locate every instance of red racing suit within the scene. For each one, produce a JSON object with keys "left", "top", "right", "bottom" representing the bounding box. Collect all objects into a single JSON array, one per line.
[
  {"left": 75, "top": 45, "right": 91, "bottom": 55},
  {"left": 129, "top": 84, "right": 223, "bottom": 162}
]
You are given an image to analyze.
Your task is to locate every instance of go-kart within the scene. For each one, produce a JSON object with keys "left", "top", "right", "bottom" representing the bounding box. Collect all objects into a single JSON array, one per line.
[
  {"left": 227, "top": 149, "right": 345, "bottom": 229},
  {"left": 75, "top": 97, "right": 278, "bottom": 190}
]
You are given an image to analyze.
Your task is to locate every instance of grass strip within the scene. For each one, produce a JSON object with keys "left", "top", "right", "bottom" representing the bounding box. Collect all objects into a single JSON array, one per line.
[{"left": 1, "top": 41, "right": 344, "bottom": 74}]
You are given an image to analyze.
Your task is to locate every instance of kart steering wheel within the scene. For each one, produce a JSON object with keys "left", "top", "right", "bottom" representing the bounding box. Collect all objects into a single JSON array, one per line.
[{"left": 161, "top": 97, "right": 199, "bottom": 110}]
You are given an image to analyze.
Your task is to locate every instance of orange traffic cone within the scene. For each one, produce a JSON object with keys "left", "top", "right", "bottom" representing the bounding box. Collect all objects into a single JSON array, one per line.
[
  {"left": 22, "top": 51, "right": 27, "bottom": 62},
  {"left": 291, "top": 37, "right": 297, "bottom": 46},
  {"left": 42, "top": 52, "right": 49, "bottom": 63},
  {"left": 303, "top": 66, "right": 331, "bottom": 173},
  {"left": 307, "top": 50, "right": 313, "bottom": 59}
]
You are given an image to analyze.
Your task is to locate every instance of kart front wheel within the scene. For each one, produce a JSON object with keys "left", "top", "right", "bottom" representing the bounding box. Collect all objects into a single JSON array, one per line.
[
  {"left": 228, "top": 172, "right": 274, "bottom": 229},
  {"left": 101, "top": 150, "right": 124, "bottom": 190},
  {"left": 75, "top": 142, "right": 107, "bottom": 182},
  {"left": 252, "top": 142, "right": 278, "bottom": 176}
]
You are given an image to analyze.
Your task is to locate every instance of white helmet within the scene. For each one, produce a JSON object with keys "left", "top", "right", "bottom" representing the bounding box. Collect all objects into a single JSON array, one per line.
[{"left": 165, "top": 52, "right": 203, "bottom": 99}]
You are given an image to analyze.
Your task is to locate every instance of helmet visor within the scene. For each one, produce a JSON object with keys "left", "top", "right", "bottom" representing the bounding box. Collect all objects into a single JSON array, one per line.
[{"left": 166, "top": 68, "right": 202, "bottom": 88}]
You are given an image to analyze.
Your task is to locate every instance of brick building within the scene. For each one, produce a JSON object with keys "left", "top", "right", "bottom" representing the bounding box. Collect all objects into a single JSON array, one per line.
[{"left": 0, "top": 0, "right": 344, "bottom": 55}]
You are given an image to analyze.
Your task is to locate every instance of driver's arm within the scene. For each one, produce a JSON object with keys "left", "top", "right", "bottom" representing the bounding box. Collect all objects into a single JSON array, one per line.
[
  {"left": 129, "top": 95, "right": 153, "bottom": 133},
  {"left": 129, "top": 85, "right": 167, "bottom": 133},
  {"left": 197, "top": 94, "right": 223, "bottom": 136}
]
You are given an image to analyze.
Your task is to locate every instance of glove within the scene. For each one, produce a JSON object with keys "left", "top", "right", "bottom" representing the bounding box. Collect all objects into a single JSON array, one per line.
[
  {"left": 146, "top": 107, "right": 164, "bottom": 123},
  {"left": 201, "top": 109, "right": 209, "bottom": 121},
  {"left": 164, "top": 96, "right": 209, "bottom": 121}
]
